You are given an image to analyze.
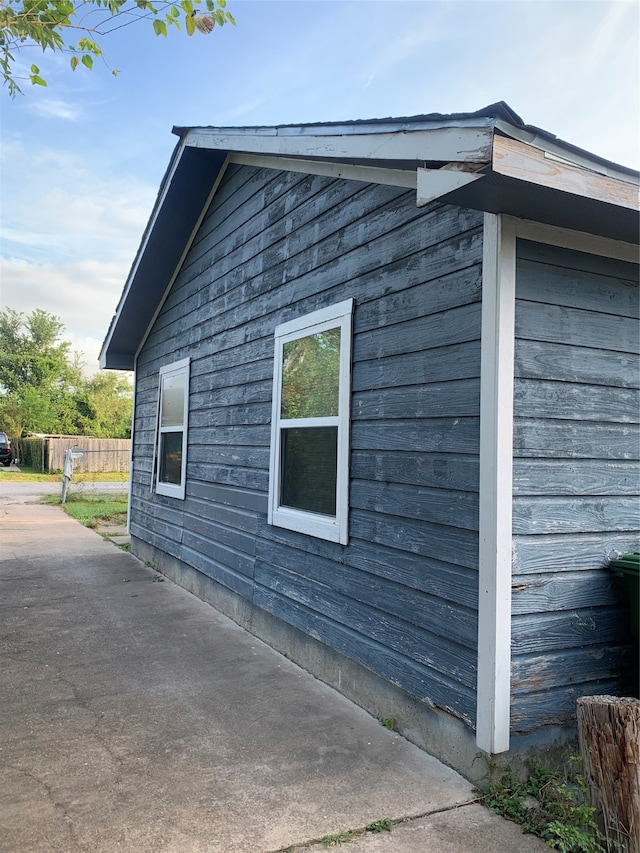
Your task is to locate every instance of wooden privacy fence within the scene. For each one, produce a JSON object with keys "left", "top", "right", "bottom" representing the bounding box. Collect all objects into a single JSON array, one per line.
[{"left": 17, "top": 436, "right": 131, "bottom": 474}]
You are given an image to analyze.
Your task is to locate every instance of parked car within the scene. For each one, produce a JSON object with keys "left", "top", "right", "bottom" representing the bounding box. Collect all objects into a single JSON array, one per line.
[{"left": 0, "top": 432, "right": 13, "bottom": 466}]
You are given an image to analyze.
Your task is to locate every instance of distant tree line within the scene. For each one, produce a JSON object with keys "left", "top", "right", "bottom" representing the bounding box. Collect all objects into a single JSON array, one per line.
[{"left": 0, "top": 307, "right": 132, "bottom": 438}]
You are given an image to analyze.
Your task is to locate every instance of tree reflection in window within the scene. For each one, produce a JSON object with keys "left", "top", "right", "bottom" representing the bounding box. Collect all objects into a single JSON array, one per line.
[
  {"left": 281, "top": 328, "right": 341, "bottom": 420},
  {"left": 268, "top": 299, "right": 353, "bottom": 544}
]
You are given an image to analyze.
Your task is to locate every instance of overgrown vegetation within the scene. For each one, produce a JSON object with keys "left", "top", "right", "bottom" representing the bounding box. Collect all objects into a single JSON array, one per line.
[
  {"left": 43, "top": 491, "right": 128, "bottom": 530},
  {"left": 0, "top": 308, "right": 132, "bottom": 439},
  {"left": 478, "top": 755, "right": 605, "bottom": 853}
]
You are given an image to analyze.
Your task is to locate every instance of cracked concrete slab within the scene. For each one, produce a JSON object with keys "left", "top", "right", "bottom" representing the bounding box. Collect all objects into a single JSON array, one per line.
[{"left": 0, "top": 483, "right": 549, "bottom": 852}]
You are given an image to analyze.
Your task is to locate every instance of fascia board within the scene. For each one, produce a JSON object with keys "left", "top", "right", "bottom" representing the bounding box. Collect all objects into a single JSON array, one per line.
[
  {"left": 133, "top": 156, "right": 230, "bottom": 365},
  {"left": 492, "top": 134, "right": 639, "bottom": 212},
  {"left": 494, "top": 119, "right": 640, "bottom": 183},
  {"left": 100, "top": 137, "right": 189, "bottom": 369},
  {"left": 182, "top": 125, "right": 495, "bottom": 165},
  {"left": 100, "top": 144, "right": 227, "bottom": 370}
]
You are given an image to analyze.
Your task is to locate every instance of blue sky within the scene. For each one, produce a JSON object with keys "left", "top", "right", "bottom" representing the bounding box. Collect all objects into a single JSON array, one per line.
[{"left": 1, "top": 0, "right": 638, "bottom": 373}]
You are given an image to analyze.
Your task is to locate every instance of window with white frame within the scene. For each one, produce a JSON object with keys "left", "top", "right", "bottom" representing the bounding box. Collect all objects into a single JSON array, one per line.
[
  {"left": 155, "top": 357, "right": 190, "bottom": 499},
  {"left": 268, "top": 299, "right": 353, "bottom": 544}
]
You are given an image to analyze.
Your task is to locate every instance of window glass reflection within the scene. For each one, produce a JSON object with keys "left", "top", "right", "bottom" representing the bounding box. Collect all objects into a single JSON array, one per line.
[{"left": 281, "top": 328, "right": 340, "bottom": 419}]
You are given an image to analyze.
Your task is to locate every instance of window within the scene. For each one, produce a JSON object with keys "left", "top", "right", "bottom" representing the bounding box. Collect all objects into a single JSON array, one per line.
[
  {"left": 155, "top": 357, "right": 190, "bottom": 499},
  {"left": 268, "top": 299, "right": 353, "bottom": 544}
]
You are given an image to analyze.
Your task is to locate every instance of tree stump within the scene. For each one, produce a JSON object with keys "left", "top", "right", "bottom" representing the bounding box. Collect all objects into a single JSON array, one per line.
[{"left": 577, "top": 695, "right": 640, "bottom": 853}]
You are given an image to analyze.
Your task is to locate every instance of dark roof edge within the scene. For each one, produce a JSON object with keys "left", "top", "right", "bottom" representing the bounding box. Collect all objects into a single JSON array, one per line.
[
  {"left": 172, "top": 101, "right": 524, "bottom": 138},
  {"left": 172, "top": 100, "right": 638, "bottom": 179}
]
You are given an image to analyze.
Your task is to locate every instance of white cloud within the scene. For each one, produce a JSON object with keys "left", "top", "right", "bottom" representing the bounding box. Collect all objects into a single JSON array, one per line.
[
  {"left": 358, "top": 14, "right": 455, "bottom": 89},
  {"left": 1, "top": 138, "right": 155, "bottom": 264},
  {"left": 0, "top": 138, "right": 155, "bottom": 375},
  {"left": 0, "top": 255, "right": 131, "bottom": 375},
  {"left": 29, "top": 98, "right": 81, "bottom": 121},
  {"left": 437, "top": 0, "right": 639, "bottom": 168},
  {"left": 67, "top": 335, "right": 108, "bottom": 376}
]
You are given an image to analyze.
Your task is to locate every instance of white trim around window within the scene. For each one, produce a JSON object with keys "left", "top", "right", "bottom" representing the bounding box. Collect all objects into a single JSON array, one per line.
[
  {"left": 155, "top": 357, "right": 190, "bottom": 500},
  {"left": 268, "top": 299, "right": 354, "bottom": 545}
]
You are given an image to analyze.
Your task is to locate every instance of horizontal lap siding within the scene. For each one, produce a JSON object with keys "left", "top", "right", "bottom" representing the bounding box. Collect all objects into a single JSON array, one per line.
[
  {"left": 511, "top": 240, "right": 639, "bottom": 732},
  {"left": 133, "top": 163, "right": 483, "bottom": 726}
]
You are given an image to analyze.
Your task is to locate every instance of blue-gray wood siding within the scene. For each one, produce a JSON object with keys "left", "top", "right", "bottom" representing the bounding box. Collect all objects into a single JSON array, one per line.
[
  {"left": 131, "top": 163, "right": 484, "bottom": 727},
  {"left": 511, "top": 240, "right": 639, "bottom": 732}
]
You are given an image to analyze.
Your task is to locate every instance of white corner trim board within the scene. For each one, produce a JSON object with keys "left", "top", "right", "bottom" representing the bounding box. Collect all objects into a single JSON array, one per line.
[
  {"left": 475, "top": 212, "right": 638, "bottom": 756},
  {"left": 477, "top": 212, "right": 516, "bottom": 755}
]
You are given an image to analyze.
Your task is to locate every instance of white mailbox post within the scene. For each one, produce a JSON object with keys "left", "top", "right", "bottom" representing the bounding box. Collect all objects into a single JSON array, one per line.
[{"left": 61, "top": 448, "right": 84, "bottom": 503}]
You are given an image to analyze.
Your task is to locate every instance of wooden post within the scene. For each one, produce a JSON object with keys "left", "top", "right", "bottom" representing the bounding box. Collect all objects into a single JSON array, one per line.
[{"left": 577, "top": 695, "right": 640, "bottom": 853}]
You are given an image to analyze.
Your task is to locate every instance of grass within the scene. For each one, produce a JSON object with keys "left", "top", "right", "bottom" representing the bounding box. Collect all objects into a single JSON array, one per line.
[
  {"left": 318, "top": 818, "right": 393, "bottom": 847},
  {"left": 1, "top": 465, "right": 129, "bottom": 483},
  {"left": 319, "top": 829, "right": 359, "bottom": 846},
  {"left": 477, "top": 755, "right": 605, "bottom": 853},
  {"left": 42, "top": 492, "right": 128, "bottom": 531}
]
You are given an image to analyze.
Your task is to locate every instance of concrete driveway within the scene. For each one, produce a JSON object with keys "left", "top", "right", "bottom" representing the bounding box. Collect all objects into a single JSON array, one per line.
[{"left": 0, "top": 482, "right": 548, "bottom": 852}]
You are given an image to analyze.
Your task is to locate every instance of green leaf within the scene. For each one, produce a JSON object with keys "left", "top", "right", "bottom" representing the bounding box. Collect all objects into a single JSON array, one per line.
[
  {"left": 81, "top": 53, "right": 93, "bottom": 69},
  {"left": 152, "top": 18, "right": 167, "bottom": 36},
  {"left": 185, "top": 12, "right": 195, "bottom": 35},
  {"left": 225, "top": 11, "right": 236, "bottom": 25},
  {"left": 217, "top": 0, "right": 226, "bottom": 7},
  {"left": 30, "top": 74, "right": 47, "bottom": 86},
  {"left": 30, "top": 63, "right": 40, "bottom": 73},
  {"left": 205, "top": 0, "right": 214, "bottom": 10},
  {"left": 170, "top": 5, "right": 180, "bottom": 17},
  {"left": 70, "top": 55, "right": 79, "bottom": 70}
]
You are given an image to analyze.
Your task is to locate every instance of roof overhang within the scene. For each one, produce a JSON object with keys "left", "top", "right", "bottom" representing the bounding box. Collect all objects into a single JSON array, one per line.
[{"left": 100, "top": 103, "right": 639, "bottom": 370}]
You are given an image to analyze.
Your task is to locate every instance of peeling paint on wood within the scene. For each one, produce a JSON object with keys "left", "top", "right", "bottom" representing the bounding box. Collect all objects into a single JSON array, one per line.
[
  {"left": 132, "top": 162, "right": 484, "bottom": 727},
  {"left": 511, "top": 241, "right": 639, "bottom": 729}
]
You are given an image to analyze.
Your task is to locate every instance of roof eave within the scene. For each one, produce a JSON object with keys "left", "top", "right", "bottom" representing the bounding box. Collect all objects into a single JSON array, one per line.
[
  {"left": 100, "top": 144, "right": 228, "bottom": 370},
  {"left": 101, "top": 110, "right": 639, "bottom": 371}
]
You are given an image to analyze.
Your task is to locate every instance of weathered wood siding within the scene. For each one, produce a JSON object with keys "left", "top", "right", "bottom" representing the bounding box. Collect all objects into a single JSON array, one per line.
[
  {"left": 132, "top": 163, "right": 484, "bottom": 727},
  {"left": 511, "top": 240, "right": 640, "bottom": 732}
]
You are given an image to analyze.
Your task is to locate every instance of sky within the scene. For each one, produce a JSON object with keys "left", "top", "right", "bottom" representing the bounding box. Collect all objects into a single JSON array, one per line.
[{"left": 1, "top": 0, "right": 638, "bottom": 375}]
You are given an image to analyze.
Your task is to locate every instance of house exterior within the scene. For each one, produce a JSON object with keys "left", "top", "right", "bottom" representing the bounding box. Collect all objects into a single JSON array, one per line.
[{"left": 101, "top": 103, "right": 639, "bottom": 779}]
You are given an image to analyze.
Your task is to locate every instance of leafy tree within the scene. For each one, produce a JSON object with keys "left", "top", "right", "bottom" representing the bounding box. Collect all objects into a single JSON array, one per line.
[
  {"left": 72, "top": 371, "right": 132, "bottom": 437},
  {"left": 0, "top": 307, "right": 132, "bottom": 437},
  {"left": 0, "top": 307, "right": 77, "bottom": 394},
  {"left": 0, "top": 0, "right": 235, "bottom": 96}
]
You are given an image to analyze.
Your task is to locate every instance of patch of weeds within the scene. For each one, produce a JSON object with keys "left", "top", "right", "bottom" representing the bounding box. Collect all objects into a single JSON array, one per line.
[
  {"left": 478, "top": 754, "right": 605, "bottom": 853},
  {"left": 318, "top": 818, "right": 394, "bottom": 847},
  {"left": 379, "top": 716, "right": 396, "bottom": 730},
  {"left": 366, "top": 818, "right": 392, "bottom": 833},
  {"left": 320, "top": 829, "right": 359, "bottom": 846},
  {"left": 43, "top": 492, "right": 128, "bottom": 529}
]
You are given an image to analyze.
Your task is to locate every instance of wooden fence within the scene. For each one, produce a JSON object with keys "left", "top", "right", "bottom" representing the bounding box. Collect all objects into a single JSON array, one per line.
[{"left": 16, "top": 436, "right": 131, "bottom": 474}]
